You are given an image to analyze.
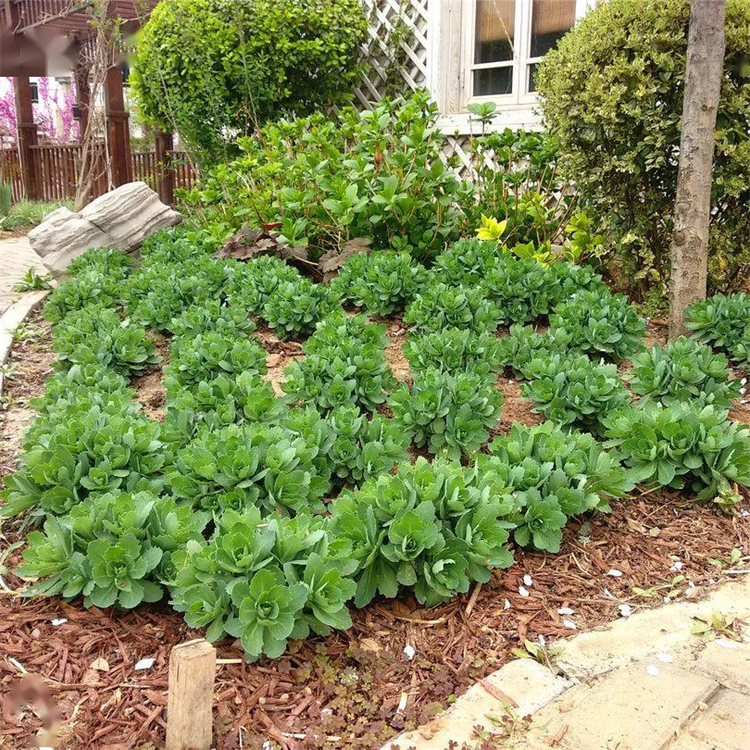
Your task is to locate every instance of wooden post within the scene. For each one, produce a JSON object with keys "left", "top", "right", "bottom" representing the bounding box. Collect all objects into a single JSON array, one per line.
[
  {"left": 155, "top": 131, "right": 175, "bottom": 205},
  {"left": 104, "top": 64, "right": 132, "bottom": 187},
  {"left": 13, "top": 76, "right": 39, "bottom": 200},
  {"left": 165, "top": 639, "right": 216, "bottom": 750}
]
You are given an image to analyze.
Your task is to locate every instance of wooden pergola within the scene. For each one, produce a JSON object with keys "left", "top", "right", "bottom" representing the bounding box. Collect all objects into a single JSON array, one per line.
[{"left": 0, "top": 0, "right": 166, "bottom": 201}]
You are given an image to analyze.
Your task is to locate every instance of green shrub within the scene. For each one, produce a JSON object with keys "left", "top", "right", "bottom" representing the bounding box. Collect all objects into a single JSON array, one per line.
[
  {"left": 16, "top": 491, "right": 208, "bottom": 607},
  {"left": 604, "top": 403, "right": 750, "bottom": 507},
  {"left": 521, "top": 353, "right": 631, "bottom": 435},
  {"left": 283, "top": 314, "right": 395, "bottom": 413},
  {"left": 228, "top": 256, "right": 301, "bottom": 315},
  {"left": 331, "top": 251, "right": 429, "bottom": 317},
  {"left": 536, "top": 0, "right": 750, "bottom": 297},
  {"left": 629, "top": 338, "right": 740, "bottom": 408},
  {"left": 432, "top": 240, "right": 499, "bottom": 286},
  {"left": 66, "top": 247, "right": 133, "bottom": 278},
  {"left": 404, "top": 283, "right": 501, "bottom": 334},
  {"left": 390, "top": 368, "right": 503, "bottom": 459},
  {"left": 44, "top": 271, "right": 122, "bottom": 324},
  {"left": 0, "top": 406, "right": 166, "bottom": 519},
  {"left": 685, "top": 293, "right": 750, "bottom": 368},
  {"left": 326, "top": 406, "right": 410, "bottom": 487},
  {"left": 549, "top": 289, "right": 646, "bottom": 361},
  {"left": 165, "top": 331, "right": 267, "bottom": 390},
  {"left": 167, "top": 422, "right": 330, "bottom": 514},
  {"left": 168, "top": 300, "right": 256, "bottom": 338},
  {"left": 496, "top": 325, "right": 568, "bottom": 379},
  {"left": 170, "top": 509, "right": 355, "bottom": 659},
  {"left": 132, "top": 0, "right": 368, "bottom": 165},
  {"left": 331, "top": 458, "right": 515, "bottom": 607},
  {"left": 479, "top": 256, "right": 558, "bottom": 324},
  {"left": 52, "top": 307, "right": 160, "bottom": 376},
  {"left": 404, "top": 329, "right": 505, "bottom": 376},
  {"left": 163, "top": 372, "right": 287, "bottom": 448},
  {"left": 262, "top": 277, "right": 337, "bottom": 339}
]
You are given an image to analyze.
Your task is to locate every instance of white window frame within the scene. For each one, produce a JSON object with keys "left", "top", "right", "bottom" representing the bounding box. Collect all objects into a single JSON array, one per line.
[
  {"left": 428, "top": 0, "right": 596, "bottom": 133},
  {"left": 463, "top": 0, "right": 588, "bottom": 108}
]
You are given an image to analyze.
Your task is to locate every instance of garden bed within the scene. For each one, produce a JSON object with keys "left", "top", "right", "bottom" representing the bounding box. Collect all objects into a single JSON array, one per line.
[{"left": 1, "top": 302, "right": 748, "bottom": 750}]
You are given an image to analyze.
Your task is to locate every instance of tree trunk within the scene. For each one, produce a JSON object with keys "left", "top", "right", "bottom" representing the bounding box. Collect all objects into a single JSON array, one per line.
[{"left": 668, "top": 0, "right": 725, "bottom": 340}]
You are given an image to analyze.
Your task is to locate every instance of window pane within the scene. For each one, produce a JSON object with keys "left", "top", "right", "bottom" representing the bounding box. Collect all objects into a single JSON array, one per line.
[
  {"left": 474, "top": 0, "right": 516, "bottom": 64},
  {"left": 528, "top": 63, "right": 538, "bottom": 92},
  {"left": 474, "top": 66, "right": 513, "bottom": 96},
  {"left": 530, "top": 0, "right": 576, "bottom": 58}
]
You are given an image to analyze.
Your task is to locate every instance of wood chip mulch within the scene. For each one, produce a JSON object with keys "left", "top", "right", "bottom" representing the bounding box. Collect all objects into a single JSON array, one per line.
[{"left": 1, "top": 309, "right": 749, "bottom": 750}]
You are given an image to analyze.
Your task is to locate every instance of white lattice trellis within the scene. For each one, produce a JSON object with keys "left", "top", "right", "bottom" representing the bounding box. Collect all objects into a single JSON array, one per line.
[{"left": 354, "top": 0, "right": 430, "bottom": 109}]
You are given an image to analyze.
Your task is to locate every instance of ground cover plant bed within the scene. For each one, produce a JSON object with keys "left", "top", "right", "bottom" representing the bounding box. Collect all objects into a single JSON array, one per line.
[{"left": 1, "top": 230, "right": 749, "bottom": 750}]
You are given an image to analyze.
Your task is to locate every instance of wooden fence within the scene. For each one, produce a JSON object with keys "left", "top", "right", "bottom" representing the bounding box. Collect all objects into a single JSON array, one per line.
[{"left": 0, "top": 144, "right": 197, "bottom": 206}]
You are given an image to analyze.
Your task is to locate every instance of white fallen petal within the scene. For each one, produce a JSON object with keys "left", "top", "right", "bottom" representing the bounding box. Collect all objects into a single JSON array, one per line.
[
  {"left": 618, "top": 604, "right": 632, "bottom": 617},
  {"left": 669, "top": 561, "right": 683, "bottom": 572},
  {"left": 134, "top": 658, "right": 155, "bottom": 671},
  {"left": 397, "top": 692, "right": 408, "bottom": 712},
  {"left": 263, "top": 742, "right": 273, "bottom": 750},
  {"left": 655, "top": 653, "right": 674, "bottom": 663},
  {"left": 403, "top": 644, "right": 416, "bottom": 660},
  {"left": 607, "top": 569, "right": 623, "bottom": 577},
  {"left": 741, "top": 377, "right": 747, "bottom": 386},
  {"left": 518, "top": 586, "right": 530, "bottom": 598},
  {"left": 557, "top": 607, "right": 575, "bottom": 615},
  {"left": 646, "top": 664, "right": 660, "bottom": 677},
  {"left": 562, "top": 619, "right": 577, "bottom": 630},
  {"left": 504, "top": 599, "right": 511, "bottom": 610},
  {"left": 523, "top": 574, "right": 533, "bottom": 587},
  {"left": 50, "top": 618, "right": 67, "bottom": 626},
  {"left": 715, "top": 638, "right": 740, "bottom": 650}
]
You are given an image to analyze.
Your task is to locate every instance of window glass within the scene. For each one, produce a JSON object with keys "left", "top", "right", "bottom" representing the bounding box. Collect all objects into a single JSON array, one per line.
[
  {"left": 474, "top": 0, "right": 516, "bottom": 64},
  {"left": 530, "top": 0, "right": 576, "bottom": 58},
  {"left": 474, "top": 66, "right": 513, "bottom": 96}
]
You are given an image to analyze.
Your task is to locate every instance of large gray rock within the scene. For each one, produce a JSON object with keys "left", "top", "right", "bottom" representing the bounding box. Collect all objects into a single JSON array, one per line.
[
  {"left": 28, "top": 182, "right": 182, "bottom": 276},
  {"left": 80, "top": 181, "right": 182, "bottom": 252}
]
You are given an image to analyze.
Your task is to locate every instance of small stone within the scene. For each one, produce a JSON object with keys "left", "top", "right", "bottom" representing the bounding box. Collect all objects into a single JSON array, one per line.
[
  {"left": 50, "top": 618, "right": 67, "bottom": 626},
  {"left": 655, "top": 653, "right": 674, "bottom": 663},
  {"left": 523, "top": 574, "right": 533, "bottom": 587},
  {"left": 563, "top": 619, "right": 577, "bottom": 630},
  {"left": 607, "top": 569, "right": 624, "bottom": 577},
  {"left": 519, "top": 586, "right": 530, "bottom": 598},
  {"left": 618, "top": 604, "right": 633, "bottom": 617},
  {"left": 134, "top": 657, "right": 155, "bottom": 671},
  {"left": 646, "top": 664, "right": 660, "bottom": 676},
  {"left": 504, "top": 599, "right": 511, "bottom": 610},
  {"left": 558, "top": 607, "right": 576, "bottom": 616},
  {"left": 403, "top": 644, "right": 416, "bottom": 661},
  {"left": 715, "top": 638, "right": 740, "bottom": 650}
]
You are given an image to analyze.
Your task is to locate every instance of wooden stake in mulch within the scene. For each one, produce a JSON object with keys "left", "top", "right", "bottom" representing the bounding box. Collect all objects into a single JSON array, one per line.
[{"left": 165, "top": 639, "right": 216, "bottom": 750}]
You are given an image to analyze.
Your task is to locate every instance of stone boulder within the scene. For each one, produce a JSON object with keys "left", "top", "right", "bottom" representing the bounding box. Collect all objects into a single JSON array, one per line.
[{"left": 29, "top": 182, "right": 182, "bottom": 276}]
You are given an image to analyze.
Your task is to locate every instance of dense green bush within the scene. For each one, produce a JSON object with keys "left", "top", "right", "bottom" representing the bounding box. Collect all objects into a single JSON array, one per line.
[
  {"left": 404, "top": 329, "right": 505, "bottom": 376},
  {"left": 44, "top": 270, "right": 121, "bottom": 324},
  {"left": 404, "top": 283, "right": 501, "bottom": 334},
  {"left": 496, "top": 325, "right": 567, "bottom": 379},
  {"left": 165, "top": 331, "right": 267, "bottom": 390},
  {"left": 132, "top": 0, "right": 368, "bottom": 165},
  {"left": 170, "top": 510, "right": 355, "bottom": 659},
  {"left": 52, "top": 307, "right": 160, "bottom": 376},
  {"left": 331, "top": 251, "right": 429, "bottom": 317},
  {"left": 262, "top": 277, "right": 337, "bottom": 339},
  {"left": 283, "top": 314, "right": 395, "bottom": 413},
  {"left": 549, "top": 289, "right": 646, "bottom": 361},
  {"left": 17, "top": 492, "right": 207, "bottom": 607},
  {"left": 629, "top": 339, "right": 740, "bottom": 408},
  {"left": 522, "top": 353, "right": 631, "bottom": 435},
  {"left": 604, "top": 403, "right": 750, "bottom": 506},
  {"left": 390, "top": 368, "right": 503, "bottom": 458},
  {"left": 0, "top": 405, "right": 166, "bottom": 519},
  {"left": 686, "top": 293, "right": 750, "bottom": 368},
  {"left": 536, "top": 0, "right": 750, "bottom": 298},
  {"left": 185, "top": 95, "right": 578, "bottom": 261}
]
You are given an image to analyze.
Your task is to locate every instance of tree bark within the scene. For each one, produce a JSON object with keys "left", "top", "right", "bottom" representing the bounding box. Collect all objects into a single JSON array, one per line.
[{"left": 668, "top": 0, "right": 725, "bottom": 340}]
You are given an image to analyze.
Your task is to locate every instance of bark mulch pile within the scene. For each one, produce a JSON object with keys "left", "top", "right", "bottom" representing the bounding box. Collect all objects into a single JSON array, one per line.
[{"left": 1, "top": 310, "right": 749, "bottom": 750}]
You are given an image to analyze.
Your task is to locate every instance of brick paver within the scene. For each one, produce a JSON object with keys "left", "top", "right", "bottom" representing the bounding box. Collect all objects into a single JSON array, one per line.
[{"left": 0, "top": 236, "right": 46, "bottom": 316}]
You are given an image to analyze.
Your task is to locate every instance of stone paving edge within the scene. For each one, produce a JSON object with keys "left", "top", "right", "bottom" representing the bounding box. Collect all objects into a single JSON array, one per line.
[{"left": 0, "top": 289, "right": 50, "bottom": 397}]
